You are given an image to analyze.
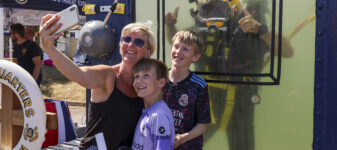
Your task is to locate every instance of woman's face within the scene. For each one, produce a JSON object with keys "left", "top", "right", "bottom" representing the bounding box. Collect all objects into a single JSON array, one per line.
[{"left": 120, "top": 32, "right": 150, "bottom": 65}]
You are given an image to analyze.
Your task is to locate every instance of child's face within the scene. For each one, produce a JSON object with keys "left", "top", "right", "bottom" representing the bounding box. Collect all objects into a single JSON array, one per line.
[
  {"left": 133, "top": 68, "right": 165, "bottom": 98},
  {"left": 171, "top": 39, "right": 201, "bottom": 69}
]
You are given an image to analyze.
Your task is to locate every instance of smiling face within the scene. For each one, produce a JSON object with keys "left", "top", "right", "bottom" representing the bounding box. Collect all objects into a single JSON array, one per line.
[
  {"left": 120, "top": 32, "right": 151, "bottom": 65},
  {"left": 133, "top": 67, "right": 165, "bottom": 99},
  {"left": 171, "top": 39, "right": 201, "bottom": 69}
]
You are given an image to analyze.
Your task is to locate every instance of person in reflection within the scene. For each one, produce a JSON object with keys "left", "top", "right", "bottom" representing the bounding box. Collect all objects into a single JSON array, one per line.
[{"left": 165, "top": 0, "right": 294, "bottom": 150}]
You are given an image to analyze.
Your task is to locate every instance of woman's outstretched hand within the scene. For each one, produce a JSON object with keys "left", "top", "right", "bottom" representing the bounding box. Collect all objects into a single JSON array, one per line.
[{"left": 39, "top": 14, "right": 63, "bottom": 52}]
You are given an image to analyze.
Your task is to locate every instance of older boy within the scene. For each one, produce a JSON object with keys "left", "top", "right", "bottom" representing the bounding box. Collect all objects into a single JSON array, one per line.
[
  {"left": 132, "top": 59, "right": 175, "bottom": 150},
  {"left": 163, "top": 30, "right": 211, "bottom": 150}
]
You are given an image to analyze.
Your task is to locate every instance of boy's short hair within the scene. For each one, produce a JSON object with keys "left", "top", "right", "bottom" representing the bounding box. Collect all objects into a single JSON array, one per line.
[
  {"left": 172, "top": 30, "right": 204, "bottom": 54},
  {"left": 133, "top": 59, "right": 168, "bottom": 80},
  {"left": 10, "top": 23, "right": 25, "bottom": 37}
]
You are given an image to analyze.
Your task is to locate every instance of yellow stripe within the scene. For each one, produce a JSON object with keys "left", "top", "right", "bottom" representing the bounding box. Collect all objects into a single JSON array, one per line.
[
  {"left": 219, "top": 85, "right": 236, "bottom": 131},
  {"left": 209, "top": 97, "right": 216, "bottom": 124},
  {"left": 208, "top": 83, "right": 236, "bottom": 130}
]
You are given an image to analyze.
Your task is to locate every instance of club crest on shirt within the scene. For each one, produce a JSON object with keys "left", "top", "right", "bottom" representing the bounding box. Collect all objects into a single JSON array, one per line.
[
  {"left": 159, "top": 126, "right": 166, "bottom": 134},
  {"left": 178, "top": 94, "right": 188, "bottom": 107},
  {"left": 22, "top": 48, "right": 27, "bottom": 55}
]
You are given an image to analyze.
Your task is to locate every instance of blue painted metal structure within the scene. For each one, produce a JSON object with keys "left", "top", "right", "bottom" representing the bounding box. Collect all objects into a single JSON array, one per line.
[{"left": 314, "top": 0, "right": 337, "bottom": 149}]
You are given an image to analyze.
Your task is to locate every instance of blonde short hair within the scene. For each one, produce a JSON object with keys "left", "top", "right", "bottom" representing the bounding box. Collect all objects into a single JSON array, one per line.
[
  {"left": 121, "top": 22, "right": 156, "bottom": 55},
  {"left": 172, "top": 30, "right": 204, "bottom": 54}
]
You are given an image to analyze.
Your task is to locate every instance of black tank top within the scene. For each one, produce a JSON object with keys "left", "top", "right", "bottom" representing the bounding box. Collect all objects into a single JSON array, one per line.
[{"left": 79, "top": 83, "right": 143, "bottom": 150}]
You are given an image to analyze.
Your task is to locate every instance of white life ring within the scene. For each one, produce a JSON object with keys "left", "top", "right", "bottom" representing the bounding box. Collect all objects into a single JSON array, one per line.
[{"left": 0, "top": 60, "right": 46, "bottom": 150}]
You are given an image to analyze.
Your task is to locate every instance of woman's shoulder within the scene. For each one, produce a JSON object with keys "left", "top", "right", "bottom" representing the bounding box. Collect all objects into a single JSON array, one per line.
[
  {"left": 90, "top": 64, "right": 119, "bottom": 74},
  {"left": 112, "top": 64, "right": 120, "bottom": 74}
]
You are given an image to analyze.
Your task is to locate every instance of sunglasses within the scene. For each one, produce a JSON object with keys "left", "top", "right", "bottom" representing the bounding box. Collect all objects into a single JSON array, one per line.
[{"left": 121, "top": 36, "right": 145, "bottom": 48}]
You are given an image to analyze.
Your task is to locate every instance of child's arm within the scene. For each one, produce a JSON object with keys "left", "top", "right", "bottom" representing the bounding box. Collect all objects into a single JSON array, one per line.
[{"left": 174, "top": 123, "right": 207, "bottom": 148}]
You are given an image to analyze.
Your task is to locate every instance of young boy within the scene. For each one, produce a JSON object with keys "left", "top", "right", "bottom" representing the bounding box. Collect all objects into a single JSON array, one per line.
[
  {"left": 163, "top": 30, "right": 211, "bottom": 150},
  {"left": 132, "top": 58, "right": 175, "bottom": 150}
]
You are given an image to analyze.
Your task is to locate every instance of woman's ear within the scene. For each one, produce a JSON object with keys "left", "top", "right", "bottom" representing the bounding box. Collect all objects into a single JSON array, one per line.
[{"left": 145, "top": 50, "right": 151, "bottom": 58}]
